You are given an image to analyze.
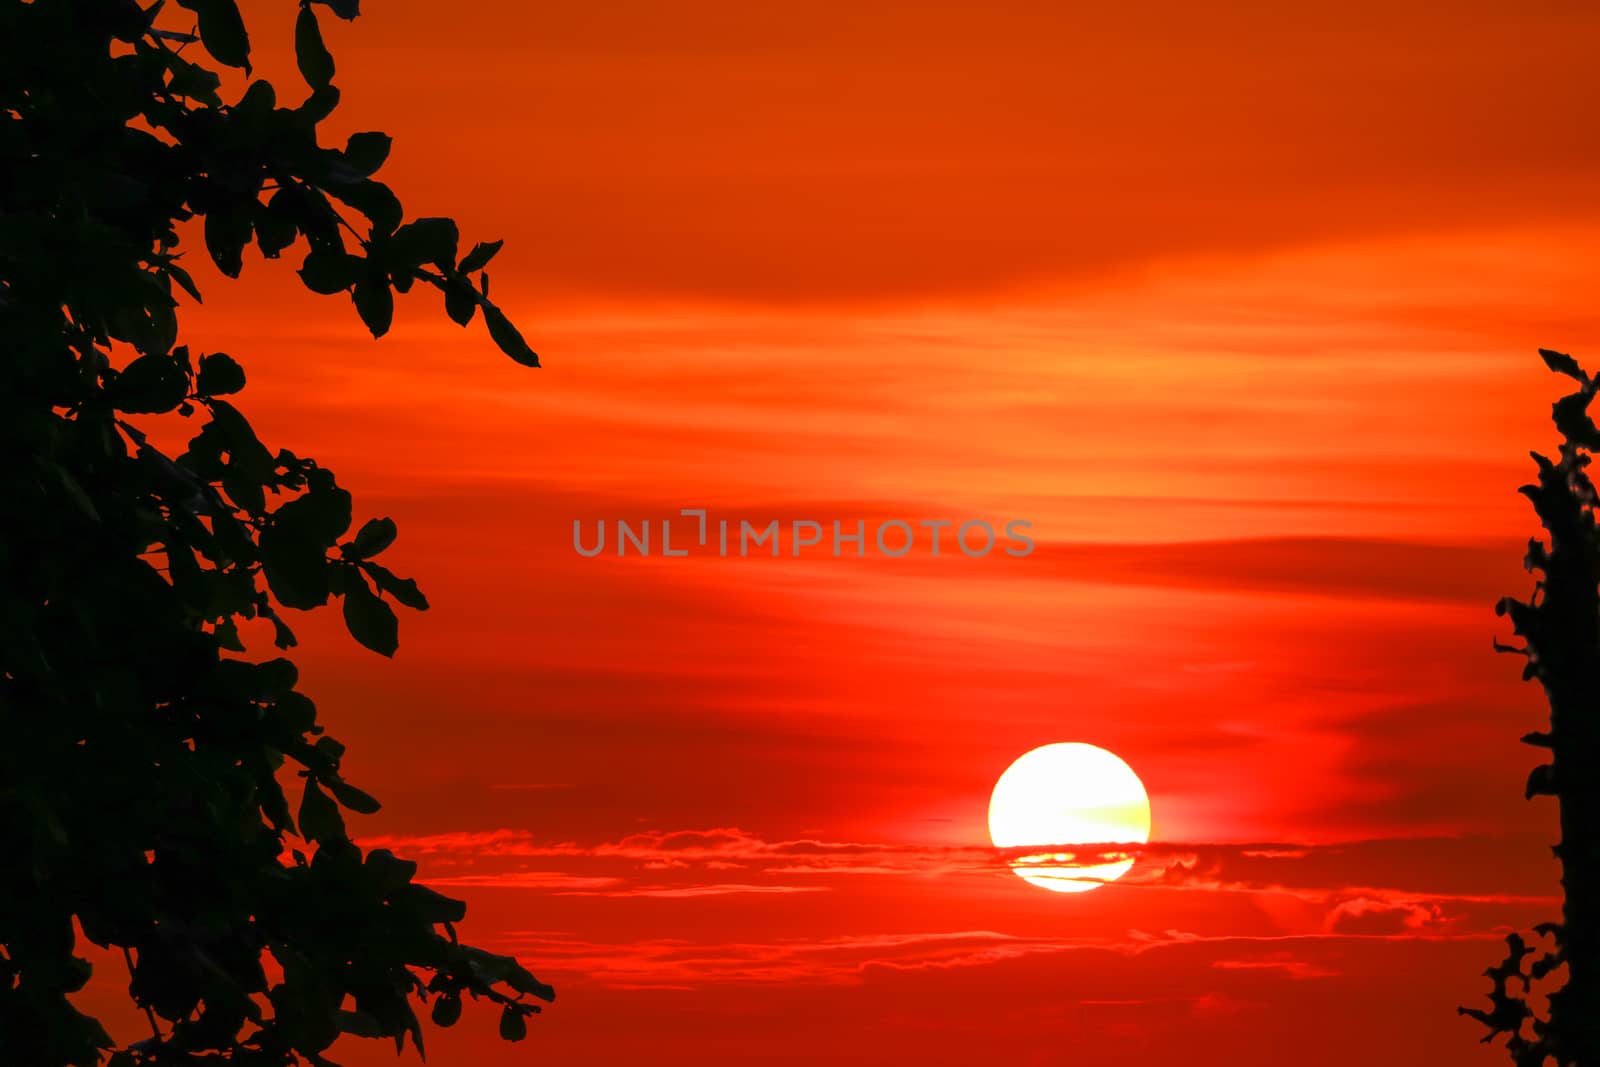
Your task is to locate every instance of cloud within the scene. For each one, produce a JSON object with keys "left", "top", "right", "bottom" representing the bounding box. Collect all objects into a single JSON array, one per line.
[
  {"left": 1012, "top": 537, "right": 1522, "bottom": 606},
  {"left": 572, "top": 883, "right": 830, "bottom": 899},
  {"left": 427, "top": 871, "right": 624, "bottom": 891},
  {"left": 365, "top": 825, "right": 983, "bottom": 870},
  {"left": 1324, "top": 897, "right": 1449, "bottom": 936},
  {"left": 364, "top": 825, "right": 1556, "bottom": 957},
  {"left": 1191, "top": 991, "right": 1260, "bottom": 1019},
  {"left": 367, "top": 826, "right": 1558, "bottom": 901},
  {"left": 486, "top": 924, "right": 1500, "bottom": 991},
  {"left": 342, "top": 825, "right": 1554, "bottom": 992},
  {"left": 1211, "top": 954, "right": 1339, "bottom": 980},
  {"left": 492, "top": 929, "right": 1111, "bottom": 988},
  {"left": 312, "top": 2, "right": 1600, "bottom": 308}
]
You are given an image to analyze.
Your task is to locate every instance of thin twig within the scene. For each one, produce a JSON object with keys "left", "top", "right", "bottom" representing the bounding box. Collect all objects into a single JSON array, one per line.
[{"left": 122, "top": 946, "right": 163, "bottom": 1042}]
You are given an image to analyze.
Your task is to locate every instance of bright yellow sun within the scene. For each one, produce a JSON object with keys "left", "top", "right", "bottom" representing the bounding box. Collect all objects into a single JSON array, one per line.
[{"left": 988, "top": 742, "right": 1152, "bottom": 893}]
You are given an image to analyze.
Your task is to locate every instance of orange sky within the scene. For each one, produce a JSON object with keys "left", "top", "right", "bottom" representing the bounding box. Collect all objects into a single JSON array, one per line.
[{"left": 84, "top": 3, "right": 1600, "bottom": 1063}]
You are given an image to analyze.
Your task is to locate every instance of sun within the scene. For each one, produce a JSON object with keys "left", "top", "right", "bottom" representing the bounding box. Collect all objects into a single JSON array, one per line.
[{"left": 988, "top": 742, "right": 1151, "bottom": 893}]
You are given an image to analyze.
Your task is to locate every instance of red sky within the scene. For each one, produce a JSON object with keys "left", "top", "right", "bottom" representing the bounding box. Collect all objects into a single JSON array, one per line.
[{"left": 86, "top": 2, "right": 1600, "bottom": 1063}]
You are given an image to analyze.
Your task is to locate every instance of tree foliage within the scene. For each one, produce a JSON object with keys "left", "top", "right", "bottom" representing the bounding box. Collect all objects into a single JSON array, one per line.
[
  {"left": 0, "top": 1, "right": 550, "bottom": 1063},
  {"left": 1462, "top": 350, "right": 1600, "bottom": 1066}
]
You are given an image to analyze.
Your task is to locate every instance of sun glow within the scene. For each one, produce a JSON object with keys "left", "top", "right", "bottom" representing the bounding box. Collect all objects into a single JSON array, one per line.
[{"left": 988, "top": 742, "right": 1152, "bottom": 893}]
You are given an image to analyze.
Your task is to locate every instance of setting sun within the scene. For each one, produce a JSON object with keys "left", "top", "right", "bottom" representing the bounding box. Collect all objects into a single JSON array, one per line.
[{"left": 988, "top": 743, "right": 1153, "bottom": 893}]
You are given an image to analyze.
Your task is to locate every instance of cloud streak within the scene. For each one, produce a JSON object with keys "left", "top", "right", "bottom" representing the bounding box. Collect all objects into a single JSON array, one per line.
[
  {"left": 365, "top": 825, "right": 1556, "bottom": 957},
  {"left": 488, "top": 924, "right": 1513, "bottom": 990}
]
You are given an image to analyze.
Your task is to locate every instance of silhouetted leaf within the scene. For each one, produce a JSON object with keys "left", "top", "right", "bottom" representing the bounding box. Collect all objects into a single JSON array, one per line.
[
  {"left": 327, "top": 777, "right": 382, "bottom": 814},
  {"left": 278, "top": 473, "right": 354, "bottom": 545},
  {"left": 431, "top": 993, "right": 462, "bottom": 1028},
  {"left": 111, "top": 353, "right": 189, "bottom": 414},
  {"left": 1553, "top": 391, "right": 1600, "bottom": 447},
  {"left": 167, "top": 262, "right": 203, "bottom": 303},
  {"left": 343, "top": 571, "right": 399, "bottom": 656},
  {"left": 294, "top": 4, "right": 335, "bottom": 89},
  {"left": 361, "top": 562, "right": 428, "bottom": 610},
  {"left": 504, "top": 965, "right": 557, "bottom": 1002},
  {"left": 260, "top": 536, "right": 330, "bottom": 609},
  {"left": 1540, "top": 348, "right": 1587, "bottom": 382},
  {"left": 268, "top": 612, "right": 299, "bottom": 649},
  {"left": 235, "top": 77, "right": 275, "bottom": 119},
  {"left": 1531, "top": 951, "right": 1564, "bottom": 980},
  {"left": 365, "top": 848, "right": 418, "bottom": 892},
  {"left": 196, "top": 352, "right": 245, "bottom": 396},
  {"left": 499, "top": 1006, "right": 527, "bottom": 1042},
  {"left": 483, "top": 301, "right": 539, "bottom": 367},
  {"left": 343, "top": 132, "right": 391, "bottom": 176},
  {"left": 392, "top": 217, "right": 458, "bottom": 270},
  {"left": 402, "top": 884, "right": 467, "bottom": 924},
  {"left": 255, "top": 191, "right": 301, "bottom": 258},
  {"left": 444, "top": 278, "right": 476, "bottom": 326},
  {"left": 314, "top": 734, "right": 346, "bottom": 763},
  {"left": 314, "top": 0, "right": 361, "bottom": 19},
  {"left": 458, "top": 239, "right": 503, "bottom": 273},
  {"left": 213, "top": 618, "right": 246, "bottom": 652},
  {"left": 298, "top": 779, "right": 344, "bottom": 842},
  {"left": 346, "top": 517, "right": 397, "bottom": 559},
  {"left": 352, "top": 278, "right": 394, "bottom": 337},
  {"left": 299, "top": 249, "right": 364, "bottom": 294},
  {"left": 258, "top": 771, "right": 294, "bottom": 832},
  {"left": 178, "top": 0, "right": 251, "bottom": 72},
  {"left": 328, "top": 179, "right": 402, "bottom": 236},
  {"left": 164, "top": 50, "right": 223, "bottom": 106},
  {"left": 299, "top": 82, "right": 341, "bottom": 125},
  {"left": 259, "top": 478, "right": 350, "bottom": 609},
  {"left": 204, "top": 203, "right": 253, "bottom": 278}
]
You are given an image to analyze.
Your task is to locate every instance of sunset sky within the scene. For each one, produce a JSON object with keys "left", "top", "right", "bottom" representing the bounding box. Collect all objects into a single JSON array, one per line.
[{"left": 92, "top": 2, "right": 1600, "bottom": 1062}]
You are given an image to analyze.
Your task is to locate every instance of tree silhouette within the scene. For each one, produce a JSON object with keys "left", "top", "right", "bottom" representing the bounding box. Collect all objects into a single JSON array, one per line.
[
  {"left": 0, "top": 1, "right": 551, "bottom": 1063},
  {"left": 1462, "top": 349, "right": 1600, "bottom": 1066}
]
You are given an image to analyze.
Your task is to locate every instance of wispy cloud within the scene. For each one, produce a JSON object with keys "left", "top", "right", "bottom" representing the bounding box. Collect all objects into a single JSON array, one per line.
[
  {"left": 368, "top": 826, "right": 1553, "bottom": 897},
  {"left": 1211, "top": 955, "right": 1339, "bottom": 980},
  {"left": 364, "top": 825, "right": 1556, "bottom": 967},
  {"left": 429, "top": 877, "right": 830, "bottom": 899},
  {"left": 487, "top": 924, "right": 1509, "bottom": 990}
]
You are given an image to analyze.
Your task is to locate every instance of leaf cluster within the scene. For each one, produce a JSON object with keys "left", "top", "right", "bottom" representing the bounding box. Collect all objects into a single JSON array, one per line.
[
  {"left": 0, "top": 1, "right": 548, "bottom": 1063},
  {"left": 1468, "top": 350, "right": 1600, "bottom": 1066}
]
